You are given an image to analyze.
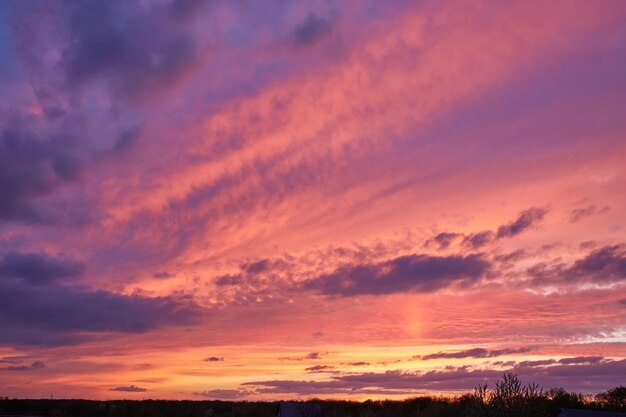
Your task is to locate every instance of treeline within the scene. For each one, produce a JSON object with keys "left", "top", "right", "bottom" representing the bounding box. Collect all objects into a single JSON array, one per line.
[{"left": 0, "top": 374, "right": 624, "bottom": 417}]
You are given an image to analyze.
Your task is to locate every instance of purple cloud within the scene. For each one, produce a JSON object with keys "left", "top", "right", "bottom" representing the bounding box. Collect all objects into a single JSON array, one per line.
[
  {"left": 152, "top": 271, "right": 174, "bottom": 279},
  {"left": 0, "top": 252, "right": 84, "bottom": 285},
  {"left": 420, "top": 347, "right": 532, "bottom": 360},
  {"left": 280, "top": 352, "right": 329, "bottom": 361},
  {"left": 568, "top": 245, "right": 626, "bottom": 282},
  {"left": 306, "top": 352, "right": 328, "bottom": 360},
  {"left": 529, "top": 244, "right": 626, "bottom": 285},
  {"left": 0, "top": 274, "right": 201, "bottom": 346},
  {"left": 462, "top": 231, "right": 495, "bottom": 249},
  {"left": 0, "top": 361, "right": 45, "bottom": 372},
  {"left": 0, "top": 115, "right": 88, "bottom": 223},
  {"left": 430, "top": 232, "right": 462, "bottom": 249},
  {"left": 111, "top": 385, "right": 147, "bottom": 392},
  {"left": 305, "top": 253, "right": 490, "bottom": 296},
  {"left": 244, "top": 359, "right": 626, "bottom": 395},
  {"left": 496, "top": 207, "right": 548, "bottom": 239},
  {"left": 570, "top": 205, "right": 610, "bottom": 223},
  {"left": 194, "top": 389, "right": 255, "bottom": 399},
  {"left": 58, "top": 0, "right": 206, "bottom": 101},
  {"left": 558, "top": 356, "right": 604, "bottom": 365},
  {"left": 293, "top": 13, "right": 333, "bottom": 46},
  {"left": 305, "top": 365, "right": 335, "bottom": 372}
]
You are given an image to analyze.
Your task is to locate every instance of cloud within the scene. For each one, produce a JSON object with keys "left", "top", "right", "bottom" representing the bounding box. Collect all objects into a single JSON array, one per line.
[
  {"left": 244, "top": 359, "right": 626, "bottom": 395},
  {"left": 293, "top": 13, "right": 333, "bottom": 46},
  {"left": 280, "top": 352, "right": 329, "bottom": 361},
  {"left": 305, "top": 253, "right": 490, "bottom": 296},
  {"left": 194, "top": 389, "right": 255, "bottom": 399},
  {"left": 570, "top": 205, "right": 609, "bottom": 223},
  {"left": 214, "top": 274, "right": 245, "bottom": 286},
  {"left": 0, "top": 356, "right": 27, "bottom": 364},
  {"left": 0, "top": 275, "right": 201, "bottom": 346},
  {"left": 514, "top": 359, "right": 556, "bottom": 367},
  {"left": 460, "top": 208, "right": 547, "bottom": 249},
  {"left": 58, "top": 0, "right": 205, "bottom": 101},
  {"left": 419, "top": 347, "right": 532, "bottom": 360},
  {"left": 462, "top": 231, "right": 494, "bottom": 249},
  {"left": 111, "top": 385, "right": 147, "bottom": 393},
  {"left": 213, "top": 258, "right": 292, "bottom": 292},
  {"left": 0, "top": 115, "right": 87, "bottom": 223},
  {"left": 110, "top": 126, "right": 143, "bottom": 154},
  {"left": 204, "top": 356, "right": 224, "bottom": 362},
  {"left": 567, "top": 245, "right": 626, "bottom": 282},
  {"left": 0, "top": 252, "right": 84, "bottom": 285},
  {"left": 152, "top": 271, "right": 174, "bottom": 279},
  {"left": 306, "top": 352, "right": 328, "bottom": 360},
  {"left": 496, "top": 207, "right": 547, "bottom": 239},
  {"left": 430, "top": 232, "right": 461, "bottom": 249},
  {"left": 241, "top": 259, "right": 272, "bottom": 274},
  {"left": 558, "top": 356, "right": 604, "bottom": 365},
  {"left": 0, "top": 361, "right": 45, "bottom": 371},
  {"left": 529, "top": 244, "right": 626, "bottom": 286},
  {"left": 305, "top": 365, "right": 335, "bottom": 372}
]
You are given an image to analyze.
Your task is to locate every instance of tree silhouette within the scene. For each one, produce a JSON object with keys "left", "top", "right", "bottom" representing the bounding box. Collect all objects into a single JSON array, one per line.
[
  {"left": 596, "top": 386, "right": 626, "bottom": 411},
  {"left": 466, "top": 372, "right": 548, "bottom": 417}
]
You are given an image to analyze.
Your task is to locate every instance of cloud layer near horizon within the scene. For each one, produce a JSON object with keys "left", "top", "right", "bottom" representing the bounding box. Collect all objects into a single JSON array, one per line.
[{"left": 0, "top": 0, "right": 625, "bottom": 400}]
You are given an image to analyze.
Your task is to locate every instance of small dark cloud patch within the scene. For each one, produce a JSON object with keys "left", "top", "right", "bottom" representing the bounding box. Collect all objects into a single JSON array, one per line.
[
  {"left": 0, "top": 252, "right": 84, "bottom": 285},
  {"left": 305, "top": 253, "right": 490, "bottom": 297},
  {"left": 430, "top": 232, "right": 461, "bottom": 249},
  {"left": 214, "top": 274, "right": 244, "bottom": 286},
  {"left": 215, "top": 258, "right": 291, "bottom": 288},
  {"left": 508, "top": 357, "right": 607, "bottom": 368},
  {"left": 0, "top": 361, "right": 45, "bottom": 371},
  {"left": 462, "top": 231, "right": 494, "bottom": 249},
  {"left": 306, "top": 352, "right": 328, "bottom": 360},
  {"left": 111, "top": 385, "right": 146, "bottom": 392},
  {"left": 579, "top": 241, "right": 597, "bottom": 250},
  {"left": 241, "top": 259, "right": 271, "bottom": 275},
  {"left": 568, "top": 244, "right": 626, "bottom": 282},
  {"left": 558, "top": 356, "right": 604, "bottom": 365},
  {"left": 112, "top": 126, "right": 143, "bottom": 154},
  {"left": 570, "top": 205, "right": 609, "bottom": 223},
  {"left": 305, "top": 365, "right": 335, "bottom": 372},
  {"left": 280, "top": 352, "right": 329, "bottom": 361},
  {"left": 0, "top": 356, "right": 27, "bottom": 364},
  {"left": 517, "top": 359, "right": 557, "bottom": 367},
  {"left": 496, "top": 207, "right": 547, "bottom": 239},
  {"left": 419, "top": 347, "right": 531, "bottom": 361},
  {"left": 293, "top": 13, "right": 333, "bottom": 46},
  {"left": 194, "top": 389, "right": 254, "bottom": 399},
  {"left": 152, "top": 271, "right": 174, "bottom": 279},
  {"left": 492, "top": 360, "right": 516, "bottom": 367},
  {"left": 204, "top": 356, "right": 224, "bottom": 362},
  {"left": 457, "top": 207, "right": 547, "bottom": 249},
  {"left": 528, "top": 244, "right": 626, "bottom": 286},
  {"left": 494, "top": 250, "right": 528, "bottom": 265},
  {"left": 345, "top": 361, "right": 371, "bottom": 366}
]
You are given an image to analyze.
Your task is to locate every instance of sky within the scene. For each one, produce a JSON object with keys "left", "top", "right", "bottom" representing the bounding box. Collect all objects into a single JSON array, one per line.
[{"left": 0, "top": 0, "right": 625, "bottom": 401}]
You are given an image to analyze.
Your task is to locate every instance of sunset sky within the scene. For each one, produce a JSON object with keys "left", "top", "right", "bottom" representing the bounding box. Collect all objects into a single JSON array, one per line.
[{"left": 0, "top": 0, "right": 625, "bottom": 400}]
